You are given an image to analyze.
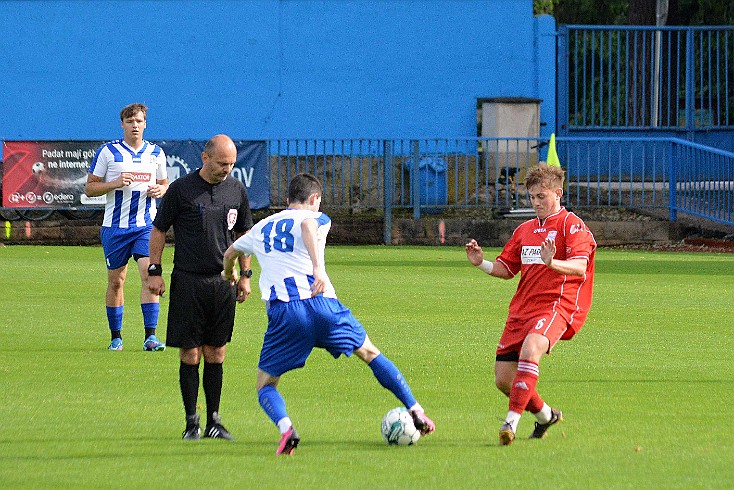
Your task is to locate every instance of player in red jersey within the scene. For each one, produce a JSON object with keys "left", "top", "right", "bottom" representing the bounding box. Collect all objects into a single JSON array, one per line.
[{"left": 466, "top": 165, "right": 596, "bottom": 445}]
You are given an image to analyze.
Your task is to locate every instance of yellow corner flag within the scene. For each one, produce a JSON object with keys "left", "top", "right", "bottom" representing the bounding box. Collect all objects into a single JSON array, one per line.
[{"left": 546, "top": 133, "right": 561, "bottom": 167}]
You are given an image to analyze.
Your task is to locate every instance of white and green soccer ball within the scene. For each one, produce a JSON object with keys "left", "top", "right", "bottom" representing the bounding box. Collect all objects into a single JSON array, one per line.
[{"left": 381, "top": 407, "right": 420, "bottom": 446}]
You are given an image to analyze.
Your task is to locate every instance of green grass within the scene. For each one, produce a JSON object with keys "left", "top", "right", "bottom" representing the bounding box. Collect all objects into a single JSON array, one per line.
[{"left": 1, "top": 244, "right": 733, "bottom": 488}]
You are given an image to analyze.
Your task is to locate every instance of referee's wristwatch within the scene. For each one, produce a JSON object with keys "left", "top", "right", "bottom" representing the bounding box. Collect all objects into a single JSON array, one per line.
[
  {"left": 148, "top": 263, "right": 163, "bottom": 276},
  {"left": 240, "top": 269, "right": 253, "bottom": 279}
]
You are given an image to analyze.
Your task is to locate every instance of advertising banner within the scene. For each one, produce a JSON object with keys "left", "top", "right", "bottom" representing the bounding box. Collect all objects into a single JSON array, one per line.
[
  {"left": 157, "top": 140, "right": 269, "bottom": 209},
  {"left": 2, "top": 140, "right": 269, "bottom": 210},
  {"left": 1, "top": 141, "right": 102, "bottom": 209}
]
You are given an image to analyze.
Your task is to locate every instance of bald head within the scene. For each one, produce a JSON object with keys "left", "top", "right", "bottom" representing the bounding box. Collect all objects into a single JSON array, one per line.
[
  {"left": 200, "top": 134, "right": 237, "bottom": 184},
  {"left": 204, "top": 134, "right": 236, "bottom": 156}
]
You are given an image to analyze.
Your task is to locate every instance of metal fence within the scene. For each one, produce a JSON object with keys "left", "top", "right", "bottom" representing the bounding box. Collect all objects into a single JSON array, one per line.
[
  {"left": 558, "top": 25, "right": 734, "bottom": 130},
  {"left": 670, "top": 139, "right": 734, "bottom": 224},
  {"left": 2, "top": 137, "right": 732, "bottom": 229},
  {"left": 559, "top": 136, "right": 733, "bottom": 225},
  {"left": 268, "top": 138, "right": 545, "bottom": 213},
  {"left": 268, "top": 137, "right": 734, "bottom": 227}
]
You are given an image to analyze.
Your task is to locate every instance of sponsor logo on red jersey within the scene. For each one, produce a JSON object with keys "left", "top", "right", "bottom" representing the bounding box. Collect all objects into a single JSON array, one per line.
[{"left": 521, "top": 246, "right": 544, "bottom": 264}]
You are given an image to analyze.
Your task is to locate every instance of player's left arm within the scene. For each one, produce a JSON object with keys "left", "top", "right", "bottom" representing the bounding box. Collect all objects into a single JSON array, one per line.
[
  {"left": 147, "top": 150, "right": 169, "bottom": 198},
  {"left": 541, "top": 216, "right": 593, "bottom": 276},
  {"left": 540, "top": 237, "right": 587, "bottom": 276},
  {"left": 147, "top": 178, "right": 168, "bottom": 199},
  {"left": 302, "top": 218, "right": 326, "bottom": 297}
]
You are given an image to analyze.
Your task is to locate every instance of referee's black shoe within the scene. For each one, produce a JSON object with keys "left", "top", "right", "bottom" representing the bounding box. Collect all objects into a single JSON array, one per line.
[
  {"left": 204, "top": 412, "right": 234, "bottom": 440},
  {"left": 182, "top": 414, "right": 201, "bottom": 440}
]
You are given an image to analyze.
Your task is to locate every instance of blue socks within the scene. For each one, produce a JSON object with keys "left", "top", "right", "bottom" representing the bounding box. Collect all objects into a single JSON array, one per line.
[
  {"left": 106, "top": 305, "right": 123, "bottom": 333},
  {"left": 368, "top": 353, "right": 417, "bottom": 408},
  {"left": 141, "top": 302, "right": 159, "bottom": 329},
  {"left": 256, "top": 355, "right": 416, "bottom": 429},
  {"left": 107, "top": 303, "right": 160, "bottom": 339},
  {"left": 258, "top": 385, "right": 289, "bottom": 426}
]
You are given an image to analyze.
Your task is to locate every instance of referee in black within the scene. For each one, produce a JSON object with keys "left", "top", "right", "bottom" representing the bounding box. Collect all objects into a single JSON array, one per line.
[{"left": 147, "top": 134, "right": 254, "bottom": 440}]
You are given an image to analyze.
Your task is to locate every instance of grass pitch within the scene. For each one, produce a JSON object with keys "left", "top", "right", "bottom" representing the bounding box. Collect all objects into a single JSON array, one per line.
[{"left": 0, "top": 244, "right": 732, "bottom": 488}]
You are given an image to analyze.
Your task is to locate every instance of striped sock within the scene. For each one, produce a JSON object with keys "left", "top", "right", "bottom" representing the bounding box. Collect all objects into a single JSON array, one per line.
[{"left": 508, "top": 359, "right": 540, "bottom": 414}]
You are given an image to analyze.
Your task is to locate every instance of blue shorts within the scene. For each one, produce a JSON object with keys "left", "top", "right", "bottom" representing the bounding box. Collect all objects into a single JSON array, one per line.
[
  {"left": 258, "top": 296, "right": 367, "bottom": 377},
  {"left": 100, "top": 226, "right": 151, "bottom": 270}
]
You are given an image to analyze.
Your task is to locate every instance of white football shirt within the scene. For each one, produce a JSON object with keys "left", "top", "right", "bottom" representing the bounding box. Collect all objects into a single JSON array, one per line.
[
  {"left": 89, "top": 139, "right": 167, "bottom": 228},
  {"left": 232, "top": 208, "right": 337, "bottom": 302}
]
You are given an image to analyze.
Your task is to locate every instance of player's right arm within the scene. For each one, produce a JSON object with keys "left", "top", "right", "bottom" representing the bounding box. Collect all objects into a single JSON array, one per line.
[
  {"left": 84, "top": 172, "right": 132, "bottom": 197},
  {"left": 465, "top": 239, "right": 512, "bottom": 279},
  {"left": 222, "top": 230, "right": 255, "bottom": 284}
]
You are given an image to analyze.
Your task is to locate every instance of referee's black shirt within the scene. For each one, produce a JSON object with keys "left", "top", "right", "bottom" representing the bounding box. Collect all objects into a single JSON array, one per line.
[{"left": 153, "top": 169, "right": 253, "bottom": 275}]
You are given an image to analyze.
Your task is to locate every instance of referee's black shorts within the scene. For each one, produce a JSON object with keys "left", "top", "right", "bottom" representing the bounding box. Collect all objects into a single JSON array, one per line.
[{"left": 166, "top": 269, "right": 237, "bottom": 349}]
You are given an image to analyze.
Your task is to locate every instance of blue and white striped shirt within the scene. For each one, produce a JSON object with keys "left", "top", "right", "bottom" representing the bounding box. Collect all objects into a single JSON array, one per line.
[
  {"left": 89, "top": 139, "right": 167, "bottom": 229},
  {"left": 233, "top": 208, "right": 335, "bottom": 302}
]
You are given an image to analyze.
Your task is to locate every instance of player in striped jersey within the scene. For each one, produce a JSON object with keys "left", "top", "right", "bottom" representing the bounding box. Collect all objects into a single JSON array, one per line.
[
  {"left": 222, "top": 173, "right": 435, "bottom": 455},
  {"left": 85, "top": 103, "right": 169, "bottom": 352},
  {"left": 466, "top": 165, "right": 596, "bottom": 445}
]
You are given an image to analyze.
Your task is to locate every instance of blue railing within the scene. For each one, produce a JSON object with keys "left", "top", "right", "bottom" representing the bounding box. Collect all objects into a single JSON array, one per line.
[
  {"left": 558, "top": 136, "right": 733, "bottom": 225},
  {"left": 268, "top": 137, "right": 734, "bottom": 227},
  {"left": 268, "top": 137, "right": 545, "bottom": 212},
  {"left": 558, "top": 25, "right": 734, "bottom": 131},
  {"left": 669, "top": 139, "right": 734, "bottom": 225},
  {"left": 2, "top": 137, "right": 731, "bottom": 229}
]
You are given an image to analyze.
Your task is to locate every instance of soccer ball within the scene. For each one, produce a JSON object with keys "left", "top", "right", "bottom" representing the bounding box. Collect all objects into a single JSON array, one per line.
[
  {"left": 32, "top": 162, "right": 45, "bottom": 174},
  {"left": 381, "top": 407, "right": 420, "bottom": 446}
]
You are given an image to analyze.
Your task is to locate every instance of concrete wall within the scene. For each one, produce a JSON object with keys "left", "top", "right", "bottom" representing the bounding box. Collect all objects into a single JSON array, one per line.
[
  {"left": 0, "top": 0, "right": 549, "bottom": 141},
  {"left": 0, "top": 213, "right": 692, "bottom": 248}
]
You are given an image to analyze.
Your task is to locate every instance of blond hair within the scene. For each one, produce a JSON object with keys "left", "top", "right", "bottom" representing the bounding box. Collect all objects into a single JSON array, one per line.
[{"left": 525, "top": 164, "right": 564, "bottom": 190}]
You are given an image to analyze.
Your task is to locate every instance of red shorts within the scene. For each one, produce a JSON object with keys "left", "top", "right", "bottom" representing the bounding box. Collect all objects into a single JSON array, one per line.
[{"left": 496, "top": 310, "right": 571, "bottom": 357}]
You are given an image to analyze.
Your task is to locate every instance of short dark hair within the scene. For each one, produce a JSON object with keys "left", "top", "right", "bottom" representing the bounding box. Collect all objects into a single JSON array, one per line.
[
  {"left": 120, "top": 103, "right": 147, "bottom": 121},
  {"left": 288, "top": 173, "right": 322, "bottom": 204}
]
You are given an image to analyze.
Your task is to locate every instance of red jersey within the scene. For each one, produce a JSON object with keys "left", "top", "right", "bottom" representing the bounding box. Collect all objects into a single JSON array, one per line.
[{"left": 496, "top": 207, "right": 596, "bottom": 339}]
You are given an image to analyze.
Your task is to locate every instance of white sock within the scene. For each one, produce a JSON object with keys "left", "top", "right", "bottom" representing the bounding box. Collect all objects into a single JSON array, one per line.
[
  {"left": 408, "top": 403, "right": 424, "bottom": 413},
  {"left": 535, "top": 403, "right": 552, "bottom": 424},
  {"left": 504, "top": 411, "right": 522, "bottom": 433},
  {"left": 276, "top": 417, "right": 293, "bottom": 434}
]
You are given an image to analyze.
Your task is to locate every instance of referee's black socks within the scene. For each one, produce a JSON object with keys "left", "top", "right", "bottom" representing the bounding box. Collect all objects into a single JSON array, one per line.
[
  {"left": 203, "top": 362, "right": 223, "bottom": 425},
  {"left": 179, "top": 362, "right": 200, "bottom": 417}
]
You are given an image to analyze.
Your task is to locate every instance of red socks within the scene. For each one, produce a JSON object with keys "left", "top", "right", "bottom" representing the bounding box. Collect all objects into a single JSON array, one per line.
[{"left": 509, "top": 360, "right": 540, "bottom": 414}]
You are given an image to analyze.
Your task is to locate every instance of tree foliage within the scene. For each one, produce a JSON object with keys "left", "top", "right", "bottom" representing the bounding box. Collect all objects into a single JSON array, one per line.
[{"left": 534, "top": 0, "right": 734, "bottom": 25}]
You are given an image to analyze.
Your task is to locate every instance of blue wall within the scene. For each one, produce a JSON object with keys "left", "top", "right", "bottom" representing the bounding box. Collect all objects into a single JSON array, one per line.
[{"left": 0, "top": 0, "right": 548, "bottom": 140}]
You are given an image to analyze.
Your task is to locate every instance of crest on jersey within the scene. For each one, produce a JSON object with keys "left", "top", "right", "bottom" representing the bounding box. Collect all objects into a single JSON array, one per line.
[{"left": 227, "top": 209, "right": 238, "bottom": 230}]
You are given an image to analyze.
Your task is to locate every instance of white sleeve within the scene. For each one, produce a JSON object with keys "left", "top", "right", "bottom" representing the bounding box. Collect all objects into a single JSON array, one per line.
[
  {"left": 91, "top": 147, "right": 110, "bottom": 178},
  {"left": 155, "top": 149, "right": 168, "bottom": 180},
  {"left": 233, "top": 229, "right": 255, "bottom": 255}
]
